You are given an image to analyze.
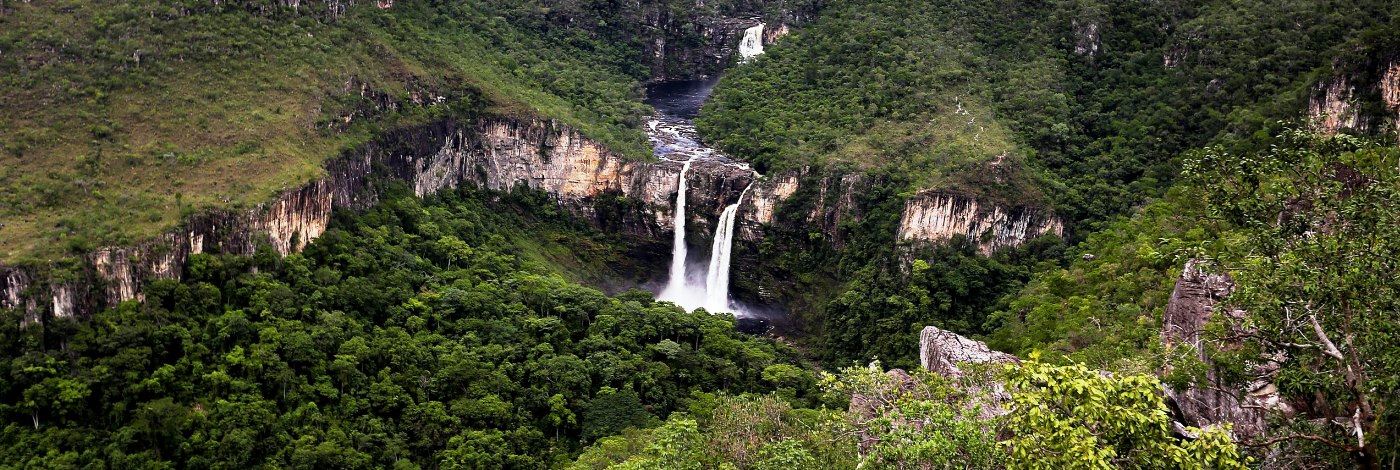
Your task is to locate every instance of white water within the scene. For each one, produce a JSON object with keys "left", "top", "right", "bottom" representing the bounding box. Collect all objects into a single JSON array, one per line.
[
  {"left": 704, "top": 178, "right": 756, "bottom": 312},
  {"left": 648, "top": 80, "right": 761, "bottom": 316},
  {"left": 739, "top": 23, "right": 765, "bottom": 62},
  {"left": 659, "top": 159, "right": 699, "bottom": 306}
]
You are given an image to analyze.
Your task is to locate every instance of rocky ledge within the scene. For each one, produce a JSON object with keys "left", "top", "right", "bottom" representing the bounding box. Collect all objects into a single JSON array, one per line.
[{"left": 2, "top": 113, "right": 1063, "bottom": 322}]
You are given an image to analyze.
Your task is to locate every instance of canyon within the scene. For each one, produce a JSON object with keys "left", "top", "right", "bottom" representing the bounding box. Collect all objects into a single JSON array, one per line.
[
  {"left": 1, "top": 3, "right": 1069, "bottom": 324},
  {"left": 0, "top": 107, "right": 1063, "bottom": 324}
]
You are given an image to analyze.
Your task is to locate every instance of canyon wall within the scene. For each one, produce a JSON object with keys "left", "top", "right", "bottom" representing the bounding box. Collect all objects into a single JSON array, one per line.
[
  {"left": 0, "top": 114, "right": 765, "bottom": 322},
  {"left": 896, "top": 191, "right": 1064, "bottom": 255},
  {"left": 641, "top": 3, "right": 809, "bottom": 82},
  {"left": 1308, "top": 58, "right": 1400, "bottom": 136},
  {"left": 0, "top": 120, "right": 1061, "bottom": 322}
]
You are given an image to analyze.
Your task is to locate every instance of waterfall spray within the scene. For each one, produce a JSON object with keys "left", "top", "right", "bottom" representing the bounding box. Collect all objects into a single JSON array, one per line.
[
  {"left": 704, "top": 177, "right": 757, "bottom": 313},
  {"left": 659, "top": 159, "right": 695, "bottom": 304}
]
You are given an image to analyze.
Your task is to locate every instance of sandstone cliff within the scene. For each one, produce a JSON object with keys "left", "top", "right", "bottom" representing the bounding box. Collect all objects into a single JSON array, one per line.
[
  {"left": 1, "top": 107, "right": 1065, "bottom": 323},
  {"left": 897, "top": 191, "right": 1064, "bottom": 255},
  {"left": 1308, "top": 58, "right": 1400, "bottom": 136}
]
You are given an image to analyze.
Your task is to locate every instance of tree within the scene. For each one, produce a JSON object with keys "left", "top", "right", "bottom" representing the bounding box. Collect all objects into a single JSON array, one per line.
[
  {"left": 1001, "top": 356, "right": 1247, "bottom": 469},
  {"left": 1187, "top": 130, "right": 1400, "bottom": 467}
]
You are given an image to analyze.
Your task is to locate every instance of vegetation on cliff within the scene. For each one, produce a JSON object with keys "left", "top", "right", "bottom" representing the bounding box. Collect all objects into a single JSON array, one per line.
[
  {"left": 987, "top": 130, "right": 1400, "bottom": 465},
  {"left": 699, "top": 0, "right": 1394, "bottom": 223},
  {"left": 0, "top": 1, "right": 657, "bottom": 263}
]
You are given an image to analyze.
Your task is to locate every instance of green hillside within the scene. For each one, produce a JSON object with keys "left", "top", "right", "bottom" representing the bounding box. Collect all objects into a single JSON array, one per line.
[
  {"left": 698, "top": 0, "right": 1395, "bottom": 222},
  {"left": 0, "top": 1, "right": 652, "bottom": 264}
]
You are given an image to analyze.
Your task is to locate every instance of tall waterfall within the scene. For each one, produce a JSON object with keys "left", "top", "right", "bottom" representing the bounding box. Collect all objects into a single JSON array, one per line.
[
  {"left": 704, "top": 179, "right": 756, "bottom": 312},
  {"left": 739, "top": 23, "right": 765, "bottom": 62},
  {"left": 646, "top": 80, "right": 760, "bottom": 316},
  {"left": 659, "top": 159, "right": 697, "bottom": 306}
]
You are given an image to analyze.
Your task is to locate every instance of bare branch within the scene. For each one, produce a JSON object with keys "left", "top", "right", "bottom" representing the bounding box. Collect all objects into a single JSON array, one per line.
[
  {"left": 1244, "top": 433, "right": 1358, "bottom": 452},
  {"left": 1308, "top": 314, "right": 1345, "bottom": 361}
]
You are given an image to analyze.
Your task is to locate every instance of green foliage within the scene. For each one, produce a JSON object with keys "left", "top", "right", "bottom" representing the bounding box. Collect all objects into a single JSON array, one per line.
[
  {"left": 985, "top": 187, "right": 1219, "bottom": 372},
  {"left": 821, "top": 363, "right": 1005, "bottom": 469},
  {"left": 699, "top": 0, "right": 1393, "bottom": 223},
  {"left": 822, "top": 238, "right": 1042, "bottom": 368},
  {"left": 1002, "top": 358, "right": 1248, "bottom": 469},
  {"left": 0, "top": 188, "right": 811, "bottom": 467},
  {"left": 569, "top": 394, "right": 854, "bottom": 469},
  {"left": 1185, "top": 129, "right": 1400, "bottom": 466},
  {"left": 0, "top": 0, "right": 652, "bottom": 262}
]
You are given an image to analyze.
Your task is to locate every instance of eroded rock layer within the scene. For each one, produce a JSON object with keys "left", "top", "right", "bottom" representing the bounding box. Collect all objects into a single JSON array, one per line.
[{"left": 2, "top": 116, "right": 1062, "bottom": 321}]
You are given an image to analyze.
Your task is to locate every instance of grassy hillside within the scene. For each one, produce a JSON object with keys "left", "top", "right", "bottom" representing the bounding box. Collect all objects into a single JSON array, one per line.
[{"left": 0, "top": 1, "right": 653, "bottom": 264}]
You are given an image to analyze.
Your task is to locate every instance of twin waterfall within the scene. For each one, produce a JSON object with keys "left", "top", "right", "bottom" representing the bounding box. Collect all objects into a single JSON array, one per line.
[
  {"left": 703, "top": 181, "right": 754, "bottom": 312},
  {"left": 661, "top": 159, "right": 695, "bottom": 306},
  {"left": 657, "top": 158, "right": 757, "bottom": 315},
  {"left": 651, "top": 26, "right": 768, "bottom": 315}
]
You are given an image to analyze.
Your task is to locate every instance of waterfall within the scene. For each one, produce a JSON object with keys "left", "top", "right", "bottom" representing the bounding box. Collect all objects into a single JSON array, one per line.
[
  {"left": 703, "top": 178, "right": 756, "bottom": 313},
  {"left": 739, "top": 23, "right": 765, "bottom": 62},
  {"left": 659, "top": 159, "right": 696, "bottom": 305}
]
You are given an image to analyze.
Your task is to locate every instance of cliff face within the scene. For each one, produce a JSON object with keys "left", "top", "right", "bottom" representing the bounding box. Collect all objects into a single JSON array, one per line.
[
  {"left": 1308, "top": 58, "right": 1400, "bottom": 136},
  {"left": 641, "top": 2, "right": 808, "bottom": 82},
  {"left": 1, "top": 111, "right": 1063, "bottom": 322},
  {"left": 896, "top": 191, "right": 1064, "bottom": 255},
  {"left": 1308, "top": 78, "right": 1370, "bottom": 134},
  {"left": 1160, "top": 259, "right": 1290, "bottom": 439},
  {"left": 1382, "top": 62, "right": 1400, "bottom": 135}
]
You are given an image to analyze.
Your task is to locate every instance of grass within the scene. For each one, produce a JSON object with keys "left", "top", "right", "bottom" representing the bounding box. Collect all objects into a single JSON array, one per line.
[{"left": 0, "top": 1, "right": 652, "bottom": 264}]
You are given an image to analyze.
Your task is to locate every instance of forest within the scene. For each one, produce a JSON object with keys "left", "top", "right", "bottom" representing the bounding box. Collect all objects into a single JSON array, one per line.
[{"left": 3, "top": 0, "right": 1400, "bottom": 467}]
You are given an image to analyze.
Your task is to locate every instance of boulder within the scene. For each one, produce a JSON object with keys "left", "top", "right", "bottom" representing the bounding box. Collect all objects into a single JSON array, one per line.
[{"left": 919, "top": 325, "right": 1019, "bottom": 377}]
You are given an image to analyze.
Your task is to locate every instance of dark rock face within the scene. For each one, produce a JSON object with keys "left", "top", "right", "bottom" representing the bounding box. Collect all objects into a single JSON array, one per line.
[
  {"left": 640, "top": 2, "right": 812, "bottom": 82},
  {"left": 1160, "top": 259, "right": 1290, "bottom": 439}
]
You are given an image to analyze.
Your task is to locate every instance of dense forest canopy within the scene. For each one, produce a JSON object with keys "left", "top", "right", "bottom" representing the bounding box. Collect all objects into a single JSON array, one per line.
[
  {"left": 2, "top": 0, "right": 1399, "bottom": 467},
  {"left": 0, "top": 187, "right": 817, "bottom": 467}
]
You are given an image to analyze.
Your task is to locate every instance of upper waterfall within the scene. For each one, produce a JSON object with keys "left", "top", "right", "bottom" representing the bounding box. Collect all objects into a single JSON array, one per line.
[{"left": 739, "top": 23, "right": 765, "bottom": 62}]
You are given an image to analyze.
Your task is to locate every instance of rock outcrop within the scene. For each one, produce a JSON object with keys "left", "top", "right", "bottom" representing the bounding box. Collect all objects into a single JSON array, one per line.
[
  {"left": 918, "top": 326, "right": 1019, "bottom": 420},
  {"left": 1071, "top": 19, "right": 1101, "bottom": 57},
  {"left": 1308, "top": 77, "right": 1370, "bottom": 135},
  {"left": 919, "top": 325, "right": 1020, "bottom": 378},
  {"left": 1160, "top": 259, "right": 1290, "bottom": 439},
  {"left": 897, "top": 191, "right": 1064, "bottom": 255},
  {"left": 1308, "top": 58, "right": 1400, "bottom": 136},
  {"left": 1382, "top": 61, "right": 1400, "bottom": 135}
]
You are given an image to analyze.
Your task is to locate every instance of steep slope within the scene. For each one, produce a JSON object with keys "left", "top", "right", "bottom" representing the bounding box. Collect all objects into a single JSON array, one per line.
[
  {"left": 699, "top": 0, "right": 1396, "bottom": 225},
  {"left": 0, "top": 1, "right": 655, "bottom": 264}
]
